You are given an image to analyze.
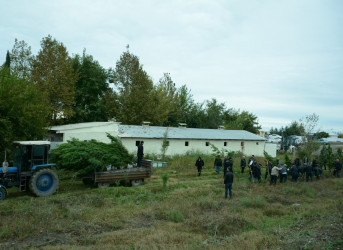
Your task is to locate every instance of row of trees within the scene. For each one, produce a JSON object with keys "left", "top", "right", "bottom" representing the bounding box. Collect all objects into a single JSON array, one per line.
[
  {"left": 1, "top": 35, "right": 261, "bottom": 155},
  {"left": 270, "top": 120, "right": 328, "bottom": 139}
]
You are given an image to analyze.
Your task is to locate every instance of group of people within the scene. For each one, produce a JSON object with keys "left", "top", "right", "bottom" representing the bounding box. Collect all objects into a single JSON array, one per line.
[{"left": 195, "top": 154, "right": 342, "bottom": 199}]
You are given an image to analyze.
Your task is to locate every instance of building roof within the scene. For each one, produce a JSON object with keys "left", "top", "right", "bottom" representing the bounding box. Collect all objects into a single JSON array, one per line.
[
  {"left": 14, "top": 141, "right": 51, "bottom": 145},
  {"left": 49, "top": 122, "right": 266, "bottom": 141},
  {"left": 118, "top": 125, "right": 265, "bottom": 141},
  {"left": 49, "top": 122, "right": 117, "bottom": 131}
]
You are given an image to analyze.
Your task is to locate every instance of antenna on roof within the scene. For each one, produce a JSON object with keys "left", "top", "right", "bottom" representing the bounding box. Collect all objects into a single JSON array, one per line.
[
  {"left": 178, "top": 123, "right": 187, "bottom": 128},
  {"left": 142, "top": 121, "right": 150, "bottom": 126}
]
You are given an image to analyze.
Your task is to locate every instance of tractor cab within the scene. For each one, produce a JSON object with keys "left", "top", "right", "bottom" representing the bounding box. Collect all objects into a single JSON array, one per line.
[{"left": 13, "top": 141, "right": 51, "bottom": 172}]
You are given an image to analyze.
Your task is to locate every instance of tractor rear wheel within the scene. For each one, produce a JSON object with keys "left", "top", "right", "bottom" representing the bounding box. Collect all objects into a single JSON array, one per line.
[
  {"left": 0, "top": 187, "right": 6, "bottom": 200},
  {"left": 29, "top": 168, "right": 59, "bottom": 197}
]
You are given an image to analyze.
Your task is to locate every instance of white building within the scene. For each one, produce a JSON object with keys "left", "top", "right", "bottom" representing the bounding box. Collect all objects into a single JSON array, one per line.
[{"left": 49, "top": 121, "right": 276, "bottom": 157}]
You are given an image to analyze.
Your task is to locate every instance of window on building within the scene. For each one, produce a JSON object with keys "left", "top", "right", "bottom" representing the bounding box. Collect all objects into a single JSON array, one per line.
[
  {"left": 241, "top": 141, "right": 244, "bottom": 147},
  {"left": 166, "top": 141, "right": 170, "bottom": 146},
  {"left": 185, "top": 141, "right": 189, "bottom": 146},
  {"left": 206, "top": 142, "right": 209, "bottom": 146},
  {"left": 256, "top": 142, "right": 259, "bottom": 145},
  {"left": 224, "top": 142, "right": 227, "bottom": 146}
]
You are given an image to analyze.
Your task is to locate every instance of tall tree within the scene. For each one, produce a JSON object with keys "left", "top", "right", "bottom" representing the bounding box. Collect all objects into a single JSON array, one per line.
[
  {"left": 153, "top": 73, "right": 179, "bottom": 126},
  {"left": 112, "top": 50, "right": 155, "bottom": 124},
  {"left": 176, "top": 85, "right": 195, "bottom": 125},
  {"left": 0, "top": 67, "right": 49, "bottom": 159},
  {"left": 298, "top": 113, "right": 320, "bottom": 160},
  {"left": 4, "top": 51, "right": 11, "bottom": 68},
  {"left": 10, "top": 39, "right": 33, "bottom": 79},
  {"left": 69, "top": 50, "right": 109, "bottom": 123},
  {"left": 224, "top": 109, "right": 261, "bottom": 133},
  {"left": 203, "top": 98, "right": 226, "bottom": 129},
  {"left": 31, "top": 35, "right": 78, "bottom": 124}
]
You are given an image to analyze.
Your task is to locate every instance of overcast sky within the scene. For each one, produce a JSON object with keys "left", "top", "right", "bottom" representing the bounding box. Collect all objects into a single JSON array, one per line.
[{"left": 1, "top": 0, "right": 342, "bottom": 133}]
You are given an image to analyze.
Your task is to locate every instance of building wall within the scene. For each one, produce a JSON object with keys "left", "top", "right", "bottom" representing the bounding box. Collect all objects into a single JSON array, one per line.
[
  {"left": 50, "top": 123, "right": 273, "bottom": 157},
  {"left": 121, "top": 138, "right": 268, "bottom": 157},
  {"left": 263, "top": 143, "right": 277, "bottom": 157}
]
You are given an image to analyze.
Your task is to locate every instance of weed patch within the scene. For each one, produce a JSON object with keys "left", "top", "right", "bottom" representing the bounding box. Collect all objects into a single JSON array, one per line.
[{"left": 240, "top": 196, "right": 266, "bottom": 209}]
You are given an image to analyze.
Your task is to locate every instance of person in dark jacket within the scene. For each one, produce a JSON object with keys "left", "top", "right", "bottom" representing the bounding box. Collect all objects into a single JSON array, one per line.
[
  {"left": 224, "top": 170, "right": 234, "bottom": 199},
  {"left": 195, "top": 156, "right": 205, "bottom": 176},
  {"left": 294, "top": 157, "right": 301, "bottom": 167},
  {"left": 240, "top": 156, "right": 246, "bottom": 173},
  {"left": 306, "top": 164, "right": 313, "bottom": 182},
  {"left": 334, "top": 158, "right": 342, "bottom": 178},
  {"left": 291, "top": 164, "right": 299, "bottom": 182},
  {"left": 223, "top": 157, "right": 233, "bottom": 177},
  {"left": 137, "top": 141, "right": 144, "bottom": 167},
  {"left": 252, "top": 161, "right": 261, "bottom": 183},
  {"left": 265, "top": 160, "right": 273, "bottom": 180},
  {"left": 214, "top": 156, "right": 222, "bottom": 175}
]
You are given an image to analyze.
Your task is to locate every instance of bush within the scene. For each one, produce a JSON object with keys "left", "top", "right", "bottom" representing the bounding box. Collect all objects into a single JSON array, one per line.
[
  {"left": 50, "top": 134, "right": 132, "bottom": 174},
  {"left": 162, "top": 172, "right": 169, "bottom": 189}
]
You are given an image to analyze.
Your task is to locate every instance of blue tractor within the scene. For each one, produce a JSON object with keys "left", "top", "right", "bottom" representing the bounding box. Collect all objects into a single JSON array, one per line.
[{"left": 0, "top": 141, "right": 59, "bottom": 200}]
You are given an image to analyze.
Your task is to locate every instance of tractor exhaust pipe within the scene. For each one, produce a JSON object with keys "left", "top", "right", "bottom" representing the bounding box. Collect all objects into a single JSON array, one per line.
[{"left": 2, "top": 151, "right": 8, "bottom": 174}]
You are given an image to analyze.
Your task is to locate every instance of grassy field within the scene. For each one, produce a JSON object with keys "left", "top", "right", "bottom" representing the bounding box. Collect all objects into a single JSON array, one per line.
[{"left": 0, "top": 155, "right": 342, "bottom": 249}]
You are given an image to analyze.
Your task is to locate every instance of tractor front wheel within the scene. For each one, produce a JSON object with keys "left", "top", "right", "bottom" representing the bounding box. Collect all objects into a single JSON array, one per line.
[{"left": 29, "top": 169, "right": 59, "bottom": 197}]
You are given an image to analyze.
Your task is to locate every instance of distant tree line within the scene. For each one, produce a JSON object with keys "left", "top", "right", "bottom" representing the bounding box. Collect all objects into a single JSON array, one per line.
[
  {"left": 269, "top": 121, "right": 328, "bottom": 139},
  {"left": 0, "top": 35, "right": 261, "bottom": 154}
]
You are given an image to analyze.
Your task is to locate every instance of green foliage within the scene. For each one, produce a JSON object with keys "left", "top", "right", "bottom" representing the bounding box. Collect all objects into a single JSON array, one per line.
[
  {"left": 31, "top": 35, "right": 78, "bottom": 124},
  {"left": 209, "top": 143, "right": 228, "bottom": 158},
  {"left": 160, "top": 128, "right": 169, "bottom": 160},
  {"left": 224, "top": 109, "right": 261, "bottom": 134},
  {"left": 167, "top": 209, "right": 184, "bottom": 223},
  {"left": 153, "top": 73, "right": 179, "bottom": 126},
  {"left": 111, "top": 50, "right": 155, "bottom": 125},
  {"left": 284, "top": 154, "right": 291, "bottom": 167},
  {"left": 319, "top": 145, "right": 328, "bottom": 169},
  {"left": 161, "top": 172, "right": 169, "bottom": 189},
  {"left": 337, "top": 148, "right": 343, "bottom": 162},
  {"left": 263, "top": 151, "right": 274, "bottom": 163},
  {"left": 240, "top": 196, "right": 266, "bottom": 209},
  {"left": 270, "top": 121, "right": 304, "bottom": 137},
  {"left": 50, "top": 134, "right": 132, "bottom": 174},
  {"left": 69, "top": 50, "right": 109, "bottom": 123},
  {"left": 4, "top": 51, "right": 10, "bottom": 68},
  {"left": 314, "top": 131, "right": 329, "bottom": 139},
  {"left": 10, "top": 38, "right": 33, "bottom": 79},
  {"left": 298, "top": 113, "right": 320, "bottom": 160},
  {"left": 0, "top": 68, "right": 49, "bottom": 160}
]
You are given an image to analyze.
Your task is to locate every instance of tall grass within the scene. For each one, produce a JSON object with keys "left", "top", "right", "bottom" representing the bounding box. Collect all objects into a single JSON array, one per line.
[{"left": 0, "top": 154, "right": 342, "bottom": 249}]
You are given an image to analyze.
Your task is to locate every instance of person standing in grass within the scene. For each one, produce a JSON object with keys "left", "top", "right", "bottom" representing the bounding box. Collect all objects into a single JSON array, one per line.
[
  {"left": 334, "top": 158, "right": 342, "bottom": 178},
  {"left": 223, "top": 156, "right": 233, "bottom": 177},
  {"left": 240, "top": 156, "right": 246, "bottom": 173},
  {"left": 195, "top": 156, "right": 204, "bottom": 176},
  {"left": 270, "top": 165, "right": 282, "bottom": 185},
  {"left": 214, "top": 156, "right": 222, "bottom": 175},
  {"left": 224, "top": 170, "right": 234, "bottom": 199},
  {"left": 306, "top": 163, "right": 313, "bottom": 182},
  {"left": 137, "top": 141, "right": 144, "bottom": 167},
  {"left": 291, "top": 164, "right": 299, "bottom": 182},
  {"left": 279, "top": 164, "right": 288, "bottom": 183},
  {"left": 265, "top": 160, "right": 273, "bottom": 180}
]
